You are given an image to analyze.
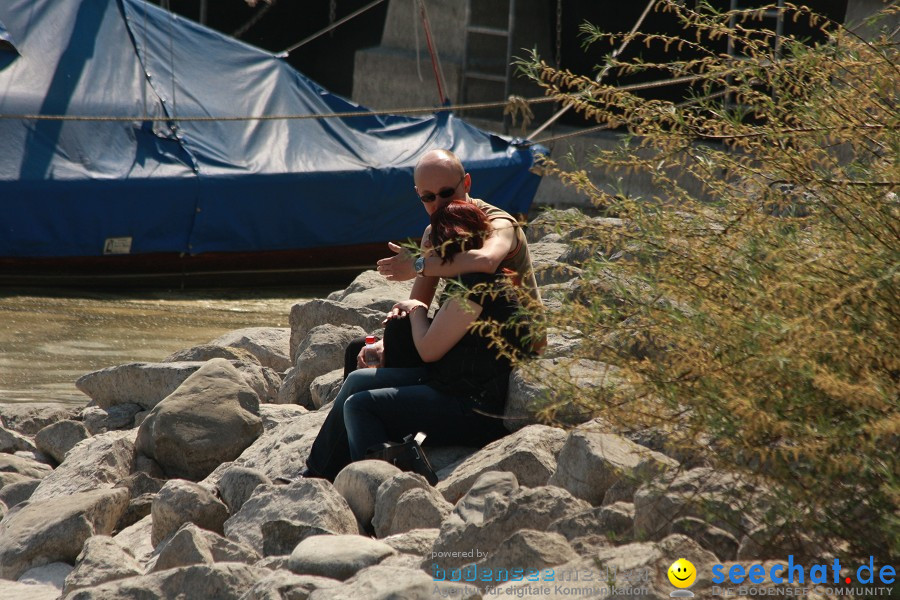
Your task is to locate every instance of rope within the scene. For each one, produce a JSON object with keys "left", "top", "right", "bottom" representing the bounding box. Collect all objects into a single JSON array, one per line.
[
  {"left": 528, "top": 0, "right": 658, "bottom": 140},
  {"left": 282, "top": 0, "right": 386, "bottom": 55},
  {"left": 418, "top": 0, "right": 448, "bottom": 104}
]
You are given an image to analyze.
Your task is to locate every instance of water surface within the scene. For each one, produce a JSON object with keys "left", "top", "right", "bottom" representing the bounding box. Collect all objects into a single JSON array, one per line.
[{"left": 0, "top": 286, "right": 335, "bottom": 407}]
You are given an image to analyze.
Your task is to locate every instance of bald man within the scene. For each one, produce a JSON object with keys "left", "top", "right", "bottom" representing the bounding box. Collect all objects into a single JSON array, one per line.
[{"left": 348, "top": 148, "right": 543, "bottom": 371}]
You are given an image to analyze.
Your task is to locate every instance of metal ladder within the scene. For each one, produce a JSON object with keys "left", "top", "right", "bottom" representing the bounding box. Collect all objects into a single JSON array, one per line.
[{"left": 461, "top": 0, "right": 516, "bottom": 108}]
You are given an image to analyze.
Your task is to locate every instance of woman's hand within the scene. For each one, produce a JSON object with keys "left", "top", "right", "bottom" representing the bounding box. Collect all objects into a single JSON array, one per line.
[{"left": 385, "top": 299, "right": 428, "bottom": 323}]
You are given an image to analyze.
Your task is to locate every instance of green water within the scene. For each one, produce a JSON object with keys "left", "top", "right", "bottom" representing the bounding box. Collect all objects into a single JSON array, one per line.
[{"left": 0, "top": 286, "right": 335, "bottom": 407}]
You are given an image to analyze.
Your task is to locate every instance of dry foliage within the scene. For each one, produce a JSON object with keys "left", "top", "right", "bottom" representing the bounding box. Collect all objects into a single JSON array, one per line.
[{"left": 514, "top": 1, "right": 899, "bottom": 558}]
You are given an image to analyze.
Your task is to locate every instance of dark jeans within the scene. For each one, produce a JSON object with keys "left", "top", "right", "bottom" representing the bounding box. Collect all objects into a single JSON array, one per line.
[{"left": 305, "top": 367, "right": 508, "bottom": 481}]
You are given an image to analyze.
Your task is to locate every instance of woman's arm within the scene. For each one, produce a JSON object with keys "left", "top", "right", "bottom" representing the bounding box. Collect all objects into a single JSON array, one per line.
[{"left": 392, "top": 297, "right": 483, "bottom": 363}]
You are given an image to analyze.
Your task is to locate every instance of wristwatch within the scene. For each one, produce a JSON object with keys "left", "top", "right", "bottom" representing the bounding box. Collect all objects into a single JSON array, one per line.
[{"left": 414, "top": 256, "right": 426, "bottom": 277}]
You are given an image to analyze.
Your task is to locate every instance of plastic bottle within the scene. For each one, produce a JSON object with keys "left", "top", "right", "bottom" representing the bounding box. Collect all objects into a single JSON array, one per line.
[{"left": 363, "top": 335, "right": 379, "bottom": 367}]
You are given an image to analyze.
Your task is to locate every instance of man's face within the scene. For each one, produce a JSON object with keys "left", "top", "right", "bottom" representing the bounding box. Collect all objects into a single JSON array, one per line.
[{"left": 414, "top": 167, "right": 468, "bottom": 216}]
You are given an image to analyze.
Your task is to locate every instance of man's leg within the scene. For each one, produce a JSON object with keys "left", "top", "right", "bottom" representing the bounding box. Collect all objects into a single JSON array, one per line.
[
  {"left": 343, "top": 337, "right": 366, "bottom": 380},
  {"left": 306, "top": 367, "right": 428, "bottom": 480},
  {"left": 342, "top": 385, "right": 508, "bottom": 461}
]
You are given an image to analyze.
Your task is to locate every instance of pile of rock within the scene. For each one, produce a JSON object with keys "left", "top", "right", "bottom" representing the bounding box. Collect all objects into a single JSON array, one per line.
[{"left": 0, "top": 216, "right": 792, "bottom": 599}]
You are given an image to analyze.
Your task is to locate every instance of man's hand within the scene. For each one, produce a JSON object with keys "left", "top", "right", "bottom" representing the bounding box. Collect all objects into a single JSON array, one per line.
[
  {"left": 356, "top": 338, "right": 385, "bottom": 369},
  {"left": 376, "top": 242, "right": 416, "bottom": 281}
]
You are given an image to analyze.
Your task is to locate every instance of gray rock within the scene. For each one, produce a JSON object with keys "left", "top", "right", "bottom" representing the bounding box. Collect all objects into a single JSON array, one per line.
[
  {"left": 289, "top": 299, "right": 383, "bottom": 363},
  {"left": 65, "top": 563, "right": 267, "bottom": 600},
  {"left": 235, "top": 362, "right": 284, "bottom": 404},
  {"left": 0, "top": 477, "right": 39, "bottom": 510},
  {"left": 30, "top": 430, "right": 136, "bottom": 502},
  {"left": 437, "top": 425, "right": 567, "bottom": 504},
  {"left": 164, "top": 344, "right": 261, "bottom": 365},
  {"left": 671, "top": 516, "right": 739, "bottom": 561},
  {"left": 117, "top": 493, "right": 155, "bottom": 532},
  {"left": 549, "top": 431, "right": 678, "bottom": 506},
  {"left": 32, "top": 419, "right": 89, "bottom": 464},
  {"left": 548, "top": 502, "right": 635, "bottom": 545},
  {"left": 329, "top": 269, "right": 415, "bottom": 312},
  {"left": 371, "top": 472, "right": 431, "bottom": 539},
  {"left": 0, "top": 403, "right": 79, "bottom": 436},
  {"left": 137, "top": 358, "right": 263, "bottom": 481},
  {"left": 736, "top": 523, "right": 826, "bottom": 563},
  {"left": 113, "top": 515, "right": 155, "bottom": 569},
  {"left": 209, "top": 327, "right": 292, "bottom": 373},
  {"left": 383, "top": 487, "right": 453, "bottom": 537},
  {"left": 478, "top": 530, "right": 577, "bottom": 579},
  {"left": 0, "top": 425, "right": 37, "bottom": 454},
  {"left": 453, "top": 471, "right": 519, "bottom": 526},
  {"left": 62, "top": 535, "right": 143, "bottom": 595},
  {"left": 288, "top": 535, "right": 395, "bottom": 581},
  {"left": 505, "top": 359, "right": 622, "bottom": 432},
  {"left": 633, "top": 468, "right": 766, "bottom": 541},
  {"left": 281, "top": 324, "right": 366, "bottom": 407},
  {"left": 217, "top": 466, "right": 272, "bottom": 513},
  {"left": 115, "top": 472, "right": 166, "bottom": 497},
  {"left": 0, "top": 579, "right": 59, "bottom": 599},
  {"left": 151, "top": 523, "right": 260, "bottom": 572},
  {"left": 18, "top": 562, "right": 72, "bottom": 590},
  {"left": 258, "top": 404, "right": 308, "bottom": 431},
  {"left": 76, "top": 361, "right": 206, "bottom": 410},
  {"left": 0, "top": 452, "right": 53, "bottom": 479},
  {"left": 151, "top": 479, "right": 230, "bottom": 547},
  {"left": 307, "top": 565, "right": 480, "bottom": 600},
  {"left": 261, "top": 521, "right": 335, "bottom": 557},
  {"left": 309, "top": 369, "right": 344, "bottom": 409},
  {"left": 430, "top": 485, "right": 591, "bottom": 570},
  {"left": 202, "top": 409, "right": 328, "bottom": 488},
  {"left": 333, "top": 460, "right": 403, "bottom": 534},
  {"left": 240, "top": 570, "right": 340, "bottom": 600},
  {"left": 0, "top": 488, "right": 130, "bottom": 580},
  {"left": 224, "top": 479, "right": 360, "bottom": 555},
  {"left": 381, "top": 528, "right": 440, "bottom": 556},
  {"left": 80, "top": 404, "right": 142, "bottom": 434}
]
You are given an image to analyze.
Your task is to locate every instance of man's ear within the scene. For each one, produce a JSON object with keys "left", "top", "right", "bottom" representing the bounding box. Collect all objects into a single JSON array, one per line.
[{"left": 463, "top": 173, "right": 471, "bottom": 193}]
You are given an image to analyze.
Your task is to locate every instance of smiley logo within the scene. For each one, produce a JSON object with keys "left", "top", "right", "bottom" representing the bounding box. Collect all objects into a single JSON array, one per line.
[{"left": 668, "top": 558, "right": 697, "bottom": 591}]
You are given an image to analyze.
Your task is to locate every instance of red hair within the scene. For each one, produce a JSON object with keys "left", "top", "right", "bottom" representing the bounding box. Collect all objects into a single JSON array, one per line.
[{"left": 429, "top": 200, "right": 491, "bottom": 263}]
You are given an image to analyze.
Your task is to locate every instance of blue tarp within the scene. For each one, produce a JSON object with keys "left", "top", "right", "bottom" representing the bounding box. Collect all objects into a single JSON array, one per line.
[{"left": 0, "top": 0, "right": 543, "bottom": 259}]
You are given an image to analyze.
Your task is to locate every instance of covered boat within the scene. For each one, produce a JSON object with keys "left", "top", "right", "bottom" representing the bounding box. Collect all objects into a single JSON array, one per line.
[{"left": 0, "top": 0, "right": 543, "bottom": 286}]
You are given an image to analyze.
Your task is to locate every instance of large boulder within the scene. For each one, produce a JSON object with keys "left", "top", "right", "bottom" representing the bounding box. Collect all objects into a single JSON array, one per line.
[
  {"left": 306, "top": 565, "right": 480, "bottom": 600},
  {"left": 549, "top": 430, "right": 678, "bottom": 506},
  {"left": 136, "top": 358, "right": 263, "bottom": 480},
  {"left": 113, "top": 516, "right": 155, "bottom": 569},
  {"left": 76, "top": 359, "right": 277, "bottom": 410},
  {"left": 0, "top": 453, "right": 53, "bottom": 480},
  {"left": 327, "top": 269, "right": 416, "bottom": 312},
  {"left": 477, "top": 529, "right": 578, "bottom": 579},
  {"left": 452, "top": 471, "right": 519, "bottom": 527},
  {"left": 0, "top": 403, "right": 79, "bottom": 436},
  {"left": 633, "top": 468, "right": 767, "bottom": 542},
  {"left": 0, "top": 488, "right": 130, "bottom": 580},
  {"left": 224, "top": 479, "right": 359, "bottom": 555},
  {"left": 279, "top": 324, "right": 365, "bottom": 406},
  {"left": 505, "top": 358, "right": 622, "bottom": 432},
  {"left": 201, "top": 409, "right": 328, "bottom": 487},
  {"left": 240, "top": 571, "right": 340, "bottom": 600},
  {"left": 372, "top": 473, "right": 452, "bottom": 538},
  {"left": 208, "top": 327, "right": 292, "bottom": 373},
  {"left": 65, "top": 562, "right": 268, "bottom": 600},
  {"left": 151, "top": 479, "right": 230, "bottom": 547},
  {"left": 288, "top": 535, "right": 395, "bottom": 581},
  {"left": 62, "top": 536, "right": 144, "bottom": 596},
  {"left": 215, "top": 466, "right": 271, "bottom": 514},
  {"left": 29, "top": 430, "right": 136, "bottom": 502},
  {"left": 437, "top": 425, "right": 567, "bottom": 503},
  {"left": 310, "top": 368, "right": 344, "bottom": 409},
  {"left": 430, "top": 485, "right": 590, "bottom": 570},
  {"left": 289, "top": 299, "right": 383, "bottom": 363},
  {"left": 0, "top": 425, "right": 37, "bottom": 454},
  {"left": 0, "top": 476, "right": 40, "bottom": 510},
  {"left": 80, "top": 404, "right": 143, "bottom": 435},
  {"left": 32, "top": 419, "right": 89, "bottom": 464},
  {"left": 549, "top": 502, "right": 635, "bottom": 547},
  {"left": 164, "top": 344, "right": 260, "bottom": 365},
  {"left": 151, "top": 523, "right": 259, "bottom": 572},
  {"left": 334, "top": 460, "right": 403, "bottom": 533},
  {"left": 381, "top": 528, "right": 441, "bottom": 556}
]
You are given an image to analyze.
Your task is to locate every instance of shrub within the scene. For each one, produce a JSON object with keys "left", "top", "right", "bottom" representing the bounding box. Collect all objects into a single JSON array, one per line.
[{"left": 516, "top": 1, "right": 899, "bottom": 559}]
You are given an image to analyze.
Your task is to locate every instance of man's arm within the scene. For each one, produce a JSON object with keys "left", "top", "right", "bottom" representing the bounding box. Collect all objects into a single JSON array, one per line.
[{"left": 377, "top": 219, "right": 516, "bottom": 281}]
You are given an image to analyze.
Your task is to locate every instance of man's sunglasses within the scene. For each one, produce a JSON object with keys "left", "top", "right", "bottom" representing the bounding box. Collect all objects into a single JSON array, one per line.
[{"left": 418, "top": 175, "right": 465, "bottom": 203}]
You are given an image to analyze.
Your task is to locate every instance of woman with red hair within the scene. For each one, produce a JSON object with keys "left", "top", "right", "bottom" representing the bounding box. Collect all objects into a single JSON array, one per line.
[{"left": 302, "top": 200, "right": 533, "bottom": 482}]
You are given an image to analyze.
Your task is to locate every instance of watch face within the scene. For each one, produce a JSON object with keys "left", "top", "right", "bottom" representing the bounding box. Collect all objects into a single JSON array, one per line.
[{"left": 415, "top": 257, "right": 425, "bottom": 273}]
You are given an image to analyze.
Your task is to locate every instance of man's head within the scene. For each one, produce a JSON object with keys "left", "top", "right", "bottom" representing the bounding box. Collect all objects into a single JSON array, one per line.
[{"left": 414, "top": 149, "right": 470, "bottom": 216}]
